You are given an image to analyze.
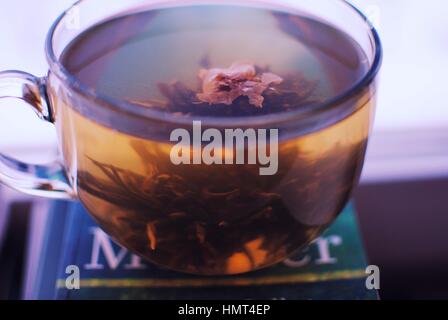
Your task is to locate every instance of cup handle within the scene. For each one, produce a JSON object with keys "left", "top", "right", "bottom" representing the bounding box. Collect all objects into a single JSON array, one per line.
[{"left": 0, "top": 70, "right": 75, "bottom": 199}]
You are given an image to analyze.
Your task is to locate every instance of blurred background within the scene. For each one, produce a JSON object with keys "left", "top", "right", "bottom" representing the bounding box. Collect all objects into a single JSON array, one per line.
[{"left": 0, "top": 0, "right": 447, "bottom": 299}]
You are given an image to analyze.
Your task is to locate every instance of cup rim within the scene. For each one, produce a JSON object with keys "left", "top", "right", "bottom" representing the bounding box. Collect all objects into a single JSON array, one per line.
[{"left": 45, "top": 0, "right": 382, "bottom": 128}]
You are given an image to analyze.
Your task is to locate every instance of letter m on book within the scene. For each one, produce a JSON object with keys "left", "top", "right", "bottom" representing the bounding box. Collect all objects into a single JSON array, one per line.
[{"left": 84, "top": 227, "right": 146, "bottom": 270}]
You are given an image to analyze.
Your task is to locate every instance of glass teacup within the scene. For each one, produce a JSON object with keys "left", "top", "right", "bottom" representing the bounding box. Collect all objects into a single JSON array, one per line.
[{"left": 0, "top": 0, "right": 381, "bottom": 275}]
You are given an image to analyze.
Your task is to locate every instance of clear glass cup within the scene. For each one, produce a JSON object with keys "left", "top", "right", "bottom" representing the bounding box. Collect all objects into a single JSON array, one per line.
[{"left": 0, "top": 0, "right": 381, "bottom": 275}]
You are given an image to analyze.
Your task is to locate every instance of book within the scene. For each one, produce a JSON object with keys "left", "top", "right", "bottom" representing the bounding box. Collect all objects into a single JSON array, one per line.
[{"left": 25, "top": 201, "right": 377, "bottom": 300}]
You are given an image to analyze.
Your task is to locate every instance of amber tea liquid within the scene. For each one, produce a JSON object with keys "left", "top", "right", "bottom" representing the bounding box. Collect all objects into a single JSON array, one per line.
[{"left": 55, "top": 4, "right": 374, "bottom": 274}]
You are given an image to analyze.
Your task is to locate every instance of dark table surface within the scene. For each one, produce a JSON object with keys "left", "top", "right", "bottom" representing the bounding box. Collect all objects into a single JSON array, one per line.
[{"left": 355, "top": 177, "right": 448, "bottom": 299}]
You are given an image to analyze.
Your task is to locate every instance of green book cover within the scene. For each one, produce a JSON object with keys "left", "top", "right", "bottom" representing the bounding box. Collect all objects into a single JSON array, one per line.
[{"left": 33, "top": 202, "right": 377, "bottom": 300}]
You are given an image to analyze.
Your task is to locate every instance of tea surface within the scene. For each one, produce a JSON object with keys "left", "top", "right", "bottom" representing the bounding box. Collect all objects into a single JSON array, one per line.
[{"left": 62, "top": 5, "right": 368, "bottom": 116}]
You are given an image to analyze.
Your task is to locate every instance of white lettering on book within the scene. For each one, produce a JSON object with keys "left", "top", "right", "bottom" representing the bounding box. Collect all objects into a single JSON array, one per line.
[
  {"left": 283, "top": 235, "right": 342, "bottom": 267},
  {"left": 84, "top": 227, "right": 146, "bottom": 270},
  {"left": 83, "top": 228, "right": 344, "bottom": 270}
]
